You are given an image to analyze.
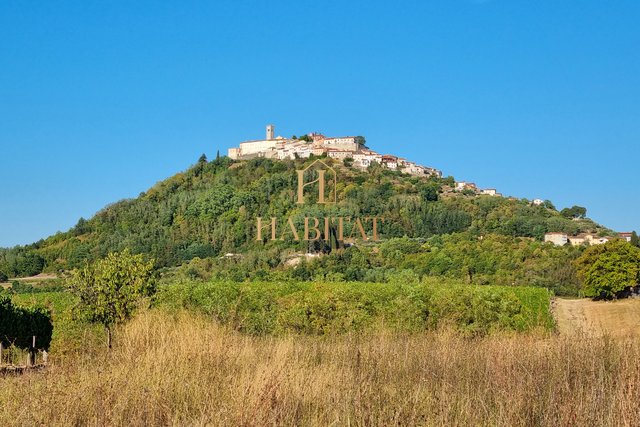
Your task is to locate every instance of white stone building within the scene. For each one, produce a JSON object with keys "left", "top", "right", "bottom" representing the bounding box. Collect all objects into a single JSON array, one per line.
[
  {"left": 381, "top": 155, "right": 398, "bottom": 170},
  {"left": 352, "top": 151, "right": 381, "bottom": 168},
  {"left": 327, "top": 149, "right": 355, "bottom": 160},
  {"left": 228, "top": 125, "right": 293, "bottom": 159},
  {"left": 480, "top": 189, "right": 497, "bottom": 196},
  {"left": 321, "top": 136, "right": 362, "bottom": 151},
  {"left": 544, "top": 232, "right": 568, "bottom": 246}
]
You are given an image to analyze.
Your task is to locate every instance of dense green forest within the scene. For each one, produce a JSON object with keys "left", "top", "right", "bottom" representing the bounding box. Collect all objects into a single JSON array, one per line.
[{"left": 0, "top": 155, "right": 613, "bottom": 295}]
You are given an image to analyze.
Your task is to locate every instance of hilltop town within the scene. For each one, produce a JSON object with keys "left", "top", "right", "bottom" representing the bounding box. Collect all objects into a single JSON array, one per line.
[
  {"left": 228, "top": 125, "right": 519, "bottom": 199},
  {"left": 228, "top": 125, "right": 442, "bottom": 178}
]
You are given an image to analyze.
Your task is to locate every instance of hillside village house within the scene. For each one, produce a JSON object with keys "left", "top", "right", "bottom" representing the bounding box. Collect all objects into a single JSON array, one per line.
[
  {"left": 544, "top": 232, "right": 568, "bottom": 246},
  {"left": 326, "top": 149, "right": 354, "bottom": 161},
  {"left": 480, "top": 188, "right": 501, "bottom": 196},
  {"left": 619, "top": 232, "right": 634, "bottom": 242},
  {"left": 227, "top": 125, "right": 442, "bottom": 178},
  {"left": 352, "top": 151, "right": 381, "bottom": 168},
  {"left": 544, "top": 232, "right": 622, "bottom": 247},
  {"left": 455, "top": 181, "right": 477, "bottom": 192}
]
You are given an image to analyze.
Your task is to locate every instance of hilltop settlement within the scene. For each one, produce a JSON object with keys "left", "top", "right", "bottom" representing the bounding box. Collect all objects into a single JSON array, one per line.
[{"left": 228, "top": 125, "right": 442, "bottom": 178}]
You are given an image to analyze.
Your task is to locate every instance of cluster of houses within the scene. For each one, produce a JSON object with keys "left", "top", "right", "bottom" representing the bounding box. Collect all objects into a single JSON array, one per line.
[
  {"left": 452, "top": 182, "right": 550, "bottom": 204},
  {"left": 227, "top": 125, "right": 442, "bottom": 178},
  {"left": 544, "top": 231, "right": 634, "bottom": 247},
  {"left": 452, "top": 181, "right": 537, "bottom": 200}
]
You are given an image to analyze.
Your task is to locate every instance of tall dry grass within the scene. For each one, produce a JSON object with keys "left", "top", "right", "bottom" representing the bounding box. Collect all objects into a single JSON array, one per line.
[{"left": 1, "top": 309, "right": 640, "bottom": 426}]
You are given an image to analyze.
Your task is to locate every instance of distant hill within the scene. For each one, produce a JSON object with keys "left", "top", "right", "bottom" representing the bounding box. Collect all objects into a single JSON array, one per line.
[{"left": 0, "top": 154, "right": 612, "bottom": 286}]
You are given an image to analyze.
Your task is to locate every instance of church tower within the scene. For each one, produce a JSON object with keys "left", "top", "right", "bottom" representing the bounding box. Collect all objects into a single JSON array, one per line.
[{"left": 266, "top": 124, "right": 275, "bottom": 140}]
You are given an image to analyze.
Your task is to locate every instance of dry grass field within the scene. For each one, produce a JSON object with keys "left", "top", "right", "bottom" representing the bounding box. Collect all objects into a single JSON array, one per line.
[
  {"left": 555, "top": 298, "right": 640, "bottom": 338},
  {"left": 2, "top": 310, "right": 640, "bottom": 426}
]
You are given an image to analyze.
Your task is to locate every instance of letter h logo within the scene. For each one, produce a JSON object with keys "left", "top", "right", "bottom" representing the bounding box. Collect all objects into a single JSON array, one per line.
[{"left": 296, "top": 160, "right": 337, "bottom": 205}]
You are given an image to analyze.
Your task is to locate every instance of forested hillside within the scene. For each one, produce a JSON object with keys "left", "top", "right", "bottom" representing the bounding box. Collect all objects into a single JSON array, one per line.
[{"left": 0, "top": 155, "right": 611, "bottom": 294}]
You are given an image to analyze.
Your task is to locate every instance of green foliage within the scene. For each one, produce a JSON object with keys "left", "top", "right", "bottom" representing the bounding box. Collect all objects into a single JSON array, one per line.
[
  {"left": 631, "top": 231, "right": 639, "bottom": 248},
  {"left": 0, "top": 271, "right": 7, "bottom": 283},
  {"left": 9, "top": 280, "right": 65, "bottom": 294},
  {"left": 156, "top": 280, "right": 553, "bottom": 336},
  {"left": 419, "top": 182, "right": 439, "bottom": 202},
  {"left": 574, "top": 239, "right": 640, "bottom": 299},
  {"left": 0, "top": 296, "right": 53, "bottom": 350},
  {"left": 68, "top": 250, "right": 155, "bottom": 347},
  {"left": 379, "top": 237, "right": 423, "bottom": 262},
  {"left": 561, "top": 205, "right": 587, "bottom": 219},
  {"left": 0, "top": 247, "right": 45, "bottom": 278},
  {"left": 163, "top": 233, "right": 584, "bottom": 296},
  {"left": 0, "top": 157, "right": 611, "bottom": 291}
]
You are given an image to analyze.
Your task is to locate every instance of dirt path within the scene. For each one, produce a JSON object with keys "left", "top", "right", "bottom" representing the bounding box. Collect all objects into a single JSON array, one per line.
[
  {"left": 554, "top": 298, "right": 640, "bottom": 338},
  {"left": 11, "top": 273, "right": 58, "bottom": 282}
]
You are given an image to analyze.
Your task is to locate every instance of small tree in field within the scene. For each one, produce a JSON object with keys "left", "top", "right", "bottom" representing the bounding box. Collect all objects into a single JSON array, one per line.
[
  {"left": 69, "top": 250, "right": 155, "bottom": 349},
  {"left": 574, "top": 239, "right": 640, "bottom": 300}
]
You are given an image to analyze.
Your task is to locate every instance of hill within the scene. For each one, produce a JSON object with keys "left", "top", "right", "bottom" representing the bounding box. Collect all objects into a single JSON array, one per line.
[{"left": 0, "top": 154, "right": 613, "bottom": 295}]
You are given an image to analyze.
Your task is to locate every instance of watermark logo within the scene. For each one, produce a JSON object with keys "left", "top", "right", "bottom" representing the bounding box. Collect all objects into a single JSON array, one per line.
[
  {"left": 255, "top": 159, "right": 383, "bottom": 242},
  {"left": 296, "top": 160, "right": 336, "bottom": 205}
]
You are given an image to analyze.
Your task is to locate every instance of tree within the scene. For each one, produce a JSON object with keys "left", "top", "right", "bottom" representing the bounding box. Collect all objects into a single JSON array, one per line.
[
  {"left": 0, "top": 271, "right": 7, "bottom": 283},
  {"left": 343, "top": 157, "right": 354, "bottom": 167},
  {"left": 419, "top": 182, "right": 439, "bottom": 202},
  {"left": 73, "top": 217, "right": 91, "bottom": 236},
  {"left": 543, "top": 200, "right": 556, "bottom": 210},
  {"left": 561, "top": 205, "right": 587, "bottom": 219},
  {"left": 574, "top": 240, "right": 640, "bottom": 299},
  {"left": 631, "top": 231, "right": 639, "bottom": 248},
  {"left": 198, "top": 153, "right": 208, "bottom": 163},
  {"left": 69, "top": 250, "right": 155, "bottom": 349}
]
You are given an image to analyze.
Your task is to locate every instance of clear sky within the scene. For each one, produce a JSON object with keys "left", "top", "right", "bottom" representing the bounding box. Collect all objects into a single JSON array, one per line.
[{"left": 1, "top": 0, "right": 639, "bottom": 247}]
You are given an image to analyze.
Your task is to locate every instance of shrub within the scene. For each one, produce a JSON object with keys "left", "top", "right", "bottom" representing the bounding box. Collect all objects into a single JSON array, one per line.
[
  {"left": 0, "top": 296, "right": 53, "bottom": 350},
  {"left": 155, "top": 280, "right": 552, "bottom": 336}
]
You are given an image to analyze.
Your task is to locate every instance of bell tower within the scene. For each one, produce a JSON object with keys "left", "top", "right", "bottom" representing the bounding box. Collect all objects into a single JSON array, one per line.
[{"left": 266, "top": 124, "right": 275, "bottom": 140}]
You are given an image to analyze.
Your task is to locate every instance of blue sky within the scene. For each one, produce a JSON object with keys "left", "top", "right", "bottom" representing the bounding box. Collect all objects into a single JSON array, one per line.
[{"left": 1, "top": 0, "right": 639, "bottom": 247}]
